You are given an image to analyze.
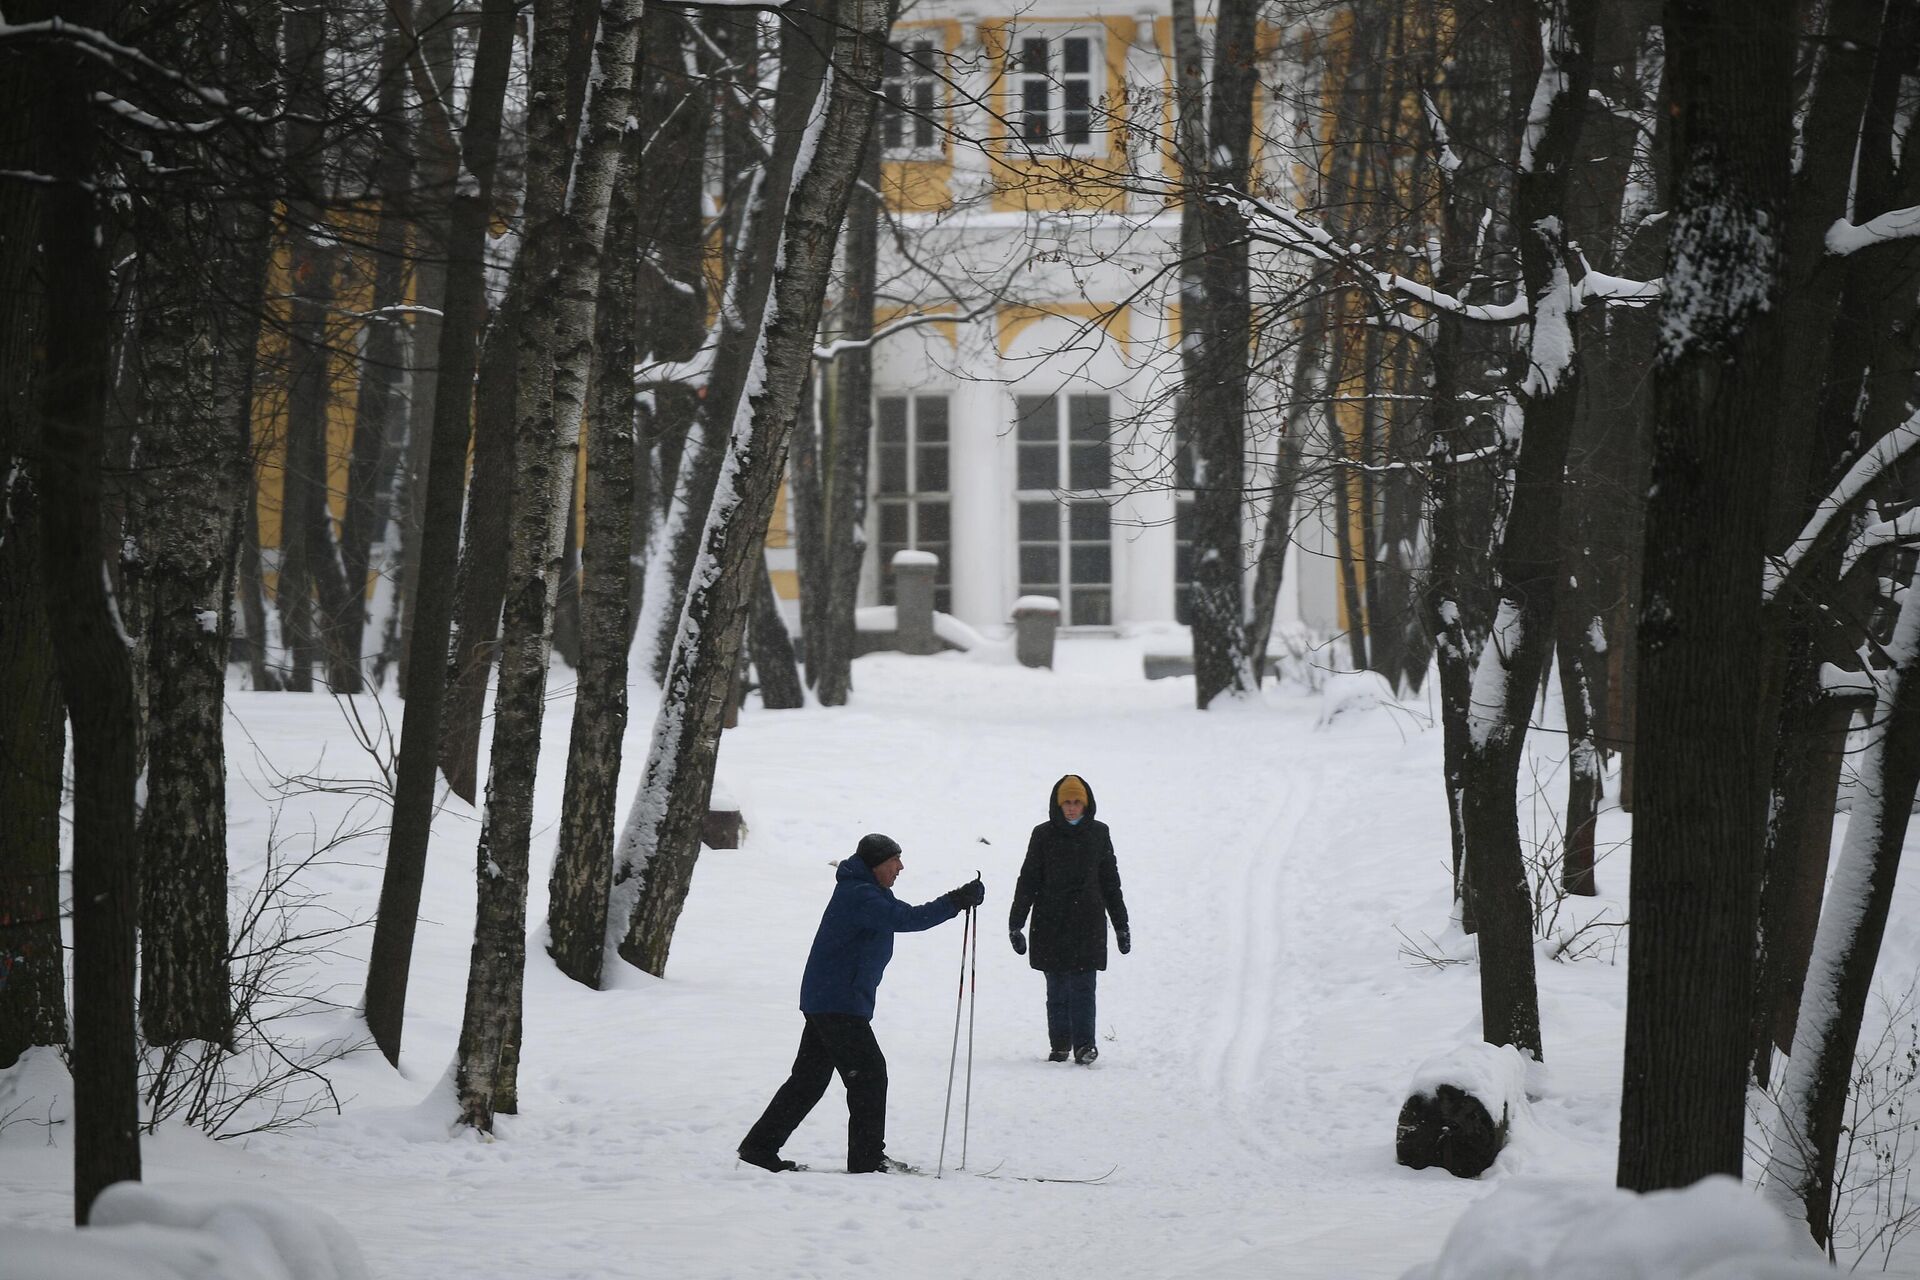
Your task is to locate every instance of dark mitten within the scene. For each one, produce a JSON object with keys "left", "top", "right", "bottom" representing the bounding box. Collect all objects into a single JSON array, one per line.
[
  {"left": 945, "top": 877, "right": 985, "bottom": 909},
  {"left": 1116, "top": 927, "right": 1131, "bottom": 955},
  {"left": 1010, "top": 929, "right": 1027, "bottom": 956}
]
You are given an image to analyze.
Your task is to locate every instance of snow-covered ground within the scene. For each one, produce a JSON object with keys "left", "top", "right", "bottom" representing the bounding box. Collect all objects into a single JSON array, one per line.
[{"left": 3, "top": 637, "right": 1917, "bottom": 1276}]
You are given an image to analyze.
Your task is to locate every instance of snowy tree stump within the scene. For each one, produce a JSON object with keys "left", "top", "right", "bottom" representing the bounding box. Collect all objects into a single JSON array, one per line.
[
  {"left": 892, "top": 550, "right": 939, "bottom": 655},
  {"left": 1394, "top": 1043, "right": 1530, "bottom": 1178},
  {"left": 1012, "top": 596, "right": 1059, "bottom": 669}
]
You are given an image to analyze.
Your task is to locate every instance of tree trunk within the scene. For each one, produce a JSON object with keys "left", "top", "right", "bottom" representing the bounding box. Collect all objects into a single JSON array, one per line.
[
  {"left": 456, "top": 0, "right": 644, "bottom": 1130},
  {"left": 1174, "top": 0, "right": 1260, "bottom": 707},
  {"left": 1617, "top": 0, "right": 1794, "bottom": 1192},
  {"left": 37, "top": 1, "right": 143, "bottom": 1212},
  {"left": 1763, "top": 565, "right": 1920, "bottom": 1244},
  {"left": 439, "top": 282, "right": 523, "bottom": 803},
  {"left": 613, "top": 0, "right": 896, "bottom": 977},
  {"left": 1554, "top": 604, "right": 1602, "bottom": 896},
  {"left": 809, "top": 133, "right": 881, "bottom": 707},
  {"left": 363, "top": 0, "right": 518, "bottom": 1067},
  {"left": 1454, "top": 0, "right": 1603, "bottom": 1063},
  {"left": 751, "top": 556, "right": 806, "bottom": 709},
  {"left": 546, "top": 109, "right": 646, "bottom": 991},
  {"left": 0, "top": 29, "right": 67, "bottom": 1070},
  {"left": 644, "top": 12, "right": 820, "bottom": 686}
]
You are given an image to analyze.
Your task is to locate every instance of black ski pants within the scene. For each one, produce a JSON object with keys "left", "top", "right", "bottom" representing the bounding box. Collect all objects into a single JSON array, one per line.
[{"left": 742, "top": 1013, "right": 889, "bottom": 1171}]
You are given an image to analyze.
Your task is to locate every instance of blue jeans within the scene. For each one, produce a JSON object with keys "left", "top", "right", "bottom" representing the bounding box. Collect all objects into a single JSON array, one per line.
[{"left": 1044, "top": 970, "right": 1097, "bottom": 1051}]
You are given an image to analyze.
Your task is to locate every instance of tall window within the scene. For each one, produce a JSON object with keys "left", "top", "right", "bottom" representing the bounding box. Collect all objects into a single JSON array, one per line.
[
  {"left": 883, "top": 39, "right": 941, "bottom": 155},
  {"left": 1012, "top": 33, "right": 1099, "bottom": 150},
  {"left": 1173, "top": 410, "right": 1197, "bottom": 624},
  {"left": 875, "top": 395, "right": 951, "bottom": 612},
  {"left": 1016, "top": 393, "right": 1112, "bottom": 626}
]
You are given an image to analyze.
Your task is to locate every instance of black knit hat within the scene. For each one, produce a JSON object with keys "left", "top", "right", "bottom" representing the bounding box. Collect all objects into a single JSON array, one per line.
[{"left": 855, "top": 833, "right": 902, "bottom": 869}]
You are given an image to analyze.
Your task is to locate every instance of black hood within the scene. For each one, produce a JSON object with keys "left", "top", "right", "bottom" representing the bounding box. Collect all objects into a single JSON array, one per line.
[{"left": 1048, "top": 773, "right": 1098, "bottom": 828}]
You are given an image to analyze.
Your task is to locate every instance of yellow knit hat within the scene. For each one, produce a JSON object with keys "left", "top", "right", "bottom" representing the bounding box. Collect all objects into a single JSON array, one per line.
[{"left": 1056, "top": 775, "right": 1089, "bottom": 806}]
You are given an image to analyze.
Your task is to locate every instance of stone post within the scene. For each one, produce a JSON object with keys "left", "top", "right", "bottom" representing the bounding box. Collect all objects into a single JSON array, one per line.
[
  {"left": 893, "top": 549, "right": 940, "bottom": 654},
  {"left": 1012, "top": 595, "right": 1059, "bottom": 669}
]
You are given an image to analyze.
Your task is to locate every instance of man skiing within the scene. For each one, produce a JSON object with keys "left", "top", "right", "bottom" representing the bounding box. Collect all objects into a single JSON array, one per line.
[{"left": 738, "top": 833, "right": 985, "bottom": 1174}]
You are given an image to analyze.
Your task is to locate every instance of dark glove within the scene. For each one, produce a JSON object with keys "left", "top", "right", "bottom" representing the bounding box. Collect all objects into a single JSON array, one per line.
[
  {"left": 1010, "top": 928, "right": 1027, "bottom": 956},
  {"left": 1116, "top": 927, "right": 1131, "bottom": 956},
  {"left": 945, "top": 877, "right": 984, "bottom": 909}
]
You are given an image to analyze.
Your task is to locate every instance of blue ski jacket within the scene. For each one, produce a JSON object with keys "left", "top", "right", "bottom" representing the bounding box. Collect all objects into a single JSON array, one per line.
[{"left": 799, "top": 857, "right": 961, "bottom": 1018}]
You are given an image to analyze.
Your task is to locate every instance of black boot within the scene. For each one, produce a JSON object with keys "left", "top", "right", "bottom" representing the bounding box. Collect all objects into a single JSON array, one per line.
[
  {"left": 738, "top": 1145, "right": 799, "bottom": 1173},
  {"left": 851, "top": 1155, "right": 919, "bottom": 1175},
  {"left": 1048, "top": 1048, "right": 1069, "bottom": 1062},
  {"left": 1073, "top": 1044, "right": 1098, "bottom": 1066}
]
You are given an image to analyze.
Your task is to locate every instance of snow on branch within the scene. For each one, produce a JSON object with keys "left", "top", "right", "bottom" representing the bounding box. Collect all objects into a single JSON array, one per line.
[
  {"left": 1766, "top": 409, "right": 1920, "bottom": 602},
  {"left": 1842, "top": 507, "right": 1920, "bottom": 580},
  {"left": 1826, "top": 205, "right": 1920, "bottom": 256},
  {"left": 1231, "top": 188, "right": 1661, "bottom": 325},
  {"left": 811, "top": 302, "right": 990, "bottom": 360}
]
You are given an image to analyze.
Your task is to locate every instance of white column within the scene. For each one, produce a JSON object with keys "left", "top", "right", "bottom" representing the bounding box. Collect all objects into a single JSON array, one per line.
[
  {"left": 1114, "top": 316, "right": 1177, "bottom": 629},
  {"left": 950, "top": 323, "right": 1006, "bottom": 630}
]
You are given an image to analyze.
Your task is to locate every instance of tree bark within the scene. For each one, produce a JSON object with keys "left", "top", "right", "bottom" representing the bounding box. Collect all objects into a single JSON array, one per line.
[
  {"left": 1173, "top": 0, "right": 1261, "bottom": 707},
  {"left": 1617, "top": 0, "right": 1794, "bottom": 1192},
  {"left": 456, "top": 0, "right": 645, "bottom": 1130},
  {"left": 751, "top": 556, "right": 806, "bottom": 709},
  {"left": 614, "top": 0, "right": 896, "bottom": 977},
  {"left": 1763, "top": 565, "right": 1920, "bottom": 1244},
  {"left": 808, "top": 133, "right": 881, "bottom": 707},
  {"left": 546, "top": 107, "right": 646, "bottom": 990},
  {"left": 37, "top": 0, "right": 143, "bottom": 1212},
  {"left": 363, "top": 0, "right": 518, "bottom": 1067}
]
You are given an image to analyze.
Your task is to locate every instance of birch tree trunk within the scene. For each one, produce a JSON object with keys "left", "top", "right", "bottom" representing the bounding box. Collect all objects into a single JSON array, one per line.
[
  {"left": 1617, "top": 0, "right": 1794, "bottom": 1191},
  {"left": 1173, "top": 0, "right": 1260, "bottom": 708},
  {"left": 1763, "top": 566, "right": 1920, "bottom": 1244},
  {"left": 614, "top": 0, "right": 898, "bottom": 976},
  {"left": 363, "top": 0, "right": 518, "bottom": 1066},
  {"left": 455, "top": 0, "right": 645, "bottom": 1130},
  {"left": 547, "top": 112, "right": 646, "bottom": 990},
  {"left": 37, "top": 0, "right": 143, "bottom": 1213}
]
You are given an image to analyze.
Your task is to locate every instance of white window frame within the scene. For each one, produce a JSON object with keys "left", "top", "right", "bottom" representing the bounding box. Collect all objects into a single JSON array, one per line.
[
  {"left": 873, "top": 393, "right": 952, "bottom": 612},
  {"left": 1014, "top": 392, "right": 1115, "bottom": 628},
  {"left": 1008, "top": 28, "right": 1104, "bottom": 156},
  {"left": 882, "top": 36, "right": 944, "bottom": 158}
]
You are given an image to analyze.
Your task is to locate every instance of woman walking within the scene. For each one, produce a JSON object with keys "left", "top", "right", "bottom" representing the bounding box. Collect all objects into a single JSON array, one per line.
[{"left": 1008, "top": 774, "right": 1130, "bottom": 1064}]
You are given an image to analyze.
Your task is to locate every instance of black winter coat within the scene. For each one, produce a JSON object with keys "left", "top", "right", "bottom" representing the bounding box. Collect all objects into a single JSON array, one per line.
[{"left": 1009, "top": 775, "right": 1129, "bottom": 973}]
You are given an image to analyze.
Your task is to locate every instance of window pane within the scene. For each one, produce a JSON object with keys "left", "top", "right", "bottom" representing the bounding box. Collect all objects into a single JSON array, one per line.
[
  {"left": 1064, "top": 108, "right": 1091, "bottom": 147},
  {"left": 878, "top": 502, "right": 909, "bottom": 541},
  {"left": 915, "top": 111, "right": 935, "bottom": 149},
  {"left": 1019, "top": 37, "right": 1049, "bottom": 74},
  {"left": 1070, "top": 544, "right": 1110, "bottom": 585},
  {"left": 878, "top": 397, "right": 908, "bottom": 442},
  {"left": 1020, "top": 545, "right": 1060, "bottom": 586},
  {"left": 1072, "top": 588, "right": 1111, "bottom": 626},
  {"left": 1068, "top": 442, "right": 1110, "bottom": 490},
  {"left": 917, "top": 501, "right": 949, "bottom": 543},
  {"left": 1068, "top": 394, "right": 1108, "bottom": 440},
  {"left": 1175, "top": 498, "right": 1194, "bottom": 541},
  {"left": 1019, "top": 444, "right": 1057, "bottom": 490},
  {"left": 1173, "top": 420, "right": 1196, "bottom": 489},
  {"left": 1021, "top": 81, "right": 1052, "bottom": 140},
  {"left": 1069, "top": 499, "right": 1109, "bottom": 541},
  {"left": 883, "top": 111, "right": 903, "bottom": 151},
  {"left": 878, "top": 444, "right": 907, "bottom": 494},
  {"left": 916, "top": 443, "right": 948, "bottom": 493},
  {"left": 1063, "top": 37, "right": 1090, "bottom": 74},
  {"left": 1019, "top": 502, "right": 1057, "bottom": 541},
  {"left": 1016, "top": 395, "right": 1057, "bottom": 440},
  {"left": 886, "top": 45, "right": 904, "bottom": 78},
  {"left": 916, "top": 396, "right": 949, "bottom": 440}
]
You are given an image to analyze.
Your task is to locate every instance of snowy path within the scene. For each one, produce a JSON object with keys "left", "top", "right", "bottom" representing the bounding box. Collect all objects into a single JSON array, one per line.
[{"left": 0, "top": 641, "right": 1633, "bottom": 1278}]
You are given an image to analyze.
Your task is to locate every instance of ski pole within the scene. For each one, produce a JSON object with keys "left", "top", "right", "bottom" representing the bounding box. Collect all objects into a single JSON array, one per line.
[
  {"left": 937, "top": 895, "right": 971, "bottom": 1178},
  {"left": 962, "top": 896, "right": 978, "bottom": 1169}
]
